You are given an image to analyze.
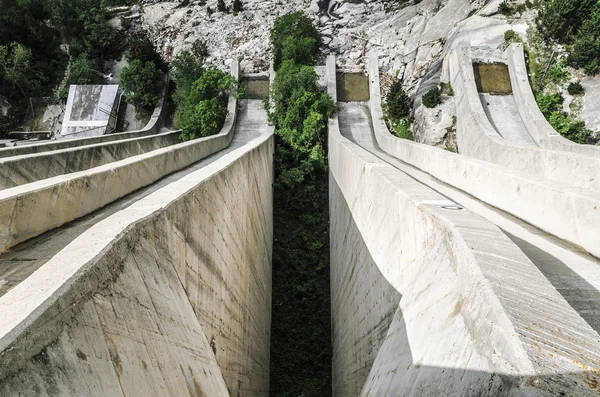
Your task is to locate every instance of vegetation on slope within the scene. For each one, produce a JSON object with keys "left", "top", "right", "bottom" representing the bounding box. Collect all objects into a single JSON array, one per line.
[
  {"left": 265, "top": 11, "right": 336, "bottom": 397},
  {"left": 171, "top": 41, "right": 238, "bottom": 141},
  {"left": 0, "top": 0, "right": 129, "bottom": 136},
  {"left": 537, "top": 0, "right": 600, "bottom": 75},
  {"left": 384, "top": 80, "right": 413, "bottom": 140}
]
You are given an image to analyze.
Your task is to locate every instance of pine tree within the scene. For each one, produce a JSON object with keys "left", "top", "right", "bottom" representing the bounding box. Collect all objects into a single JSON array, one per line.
[
  {"left": 232, "top": 0, "right": 243, "bottom": 14},
  {"left": 217, "top": 0, "right": 228, "bottom": 13}
]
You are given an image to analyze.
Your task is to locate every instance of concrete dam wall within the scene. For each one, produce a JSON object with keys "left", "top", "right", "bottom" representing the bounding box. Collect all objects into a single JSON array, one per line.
[
  {"left": 0, "top": 109, "right": 274, "bottom": 396},
  {"left": 328, "top": 55, "right": 600, "bottom": 396}
]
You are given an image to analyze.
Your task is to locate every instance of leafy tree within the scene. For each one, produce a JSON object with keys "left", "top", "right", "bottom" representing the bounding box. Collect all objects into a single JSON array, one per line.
[
  {"left": 172, "top": 50, "right": 205, "bottom": 103},
  {"left": 120, "top": 60, "right": 164, "bottom": 107},
  {"left": 0, "top": 43, "right": 33, "bottom": 98},
  {"left": 265, "top": 58, "right": 336, "bottom": 396},
  {"left": 178, "top": 68, "right": 236, "bottom": 140},
  {"left": 270, "top": 12, "right": 322, "bottom": 69},
  {"left": 126, "top": 32, "right": 167, "bottom": 72},
  {"left": 66, "top": 53, "right": 105, "bottom": 86},
  {"left": 179, "top": 98, "right": 228, "bottom": 140},
  {"left": 422, "top": 86, "right": 442, "bottom": 108}
]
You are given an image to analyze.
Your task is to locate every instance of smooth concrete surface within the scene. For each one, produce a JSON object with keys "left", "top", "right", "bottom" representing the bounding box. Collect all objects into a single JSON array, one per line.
[
  {"left": 0, "top": 64, "right": 241, "bottom": 253},
  {"left": 506, "top": 44, "right": 600, "bottom": 155},
  {"left": 450, "top": 43, "right": 600, "bottom": 193},
  {"left": 479, "top": 93, "right": 538, "bottom": 147},
  {"left": 0, "top": 99, "right": 274, "bottom": 396},
  {"left": 0, "top": 78, "right": 170, "bottom": 159},
  {"left": 328, "top": 56, "right": 600, "bottom": 396},
  {"left": 366, "top": 54, "right": 600, "bottom": 259},
  {"left": 0, "top": 130, "right": 180, "bottom": 190}
]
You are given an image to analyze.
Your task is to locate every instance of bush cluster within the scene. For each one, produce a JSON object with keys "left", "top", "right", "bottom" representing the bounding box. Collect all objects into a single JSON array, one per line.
[
  {"left": 178, "top": 68, "right": 236, "bottom": 141},
  {"left": 422, "top": 86, "right": 442, "bottom": 108},
  {"left": 536, "top": 92, "right": 591, "bottom": 143},
  {"left": 537, "top": 0, "right": 600, "bottom": 75},
  {"left": 567, "top": 81, "right": 585, "bottom": 95}
]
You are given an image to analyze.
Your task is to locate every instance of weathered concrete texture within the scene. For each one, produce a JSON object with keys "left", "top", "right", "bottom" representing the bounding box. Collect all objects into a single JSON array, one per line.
[
  {"left": 0, "top": 101, "right": 274, "bottom": 396},
  {"left": 0, "top": 78, "right": 169, "bottom": 159},
  {"left": 328, "top": 55, "right": 600, "bottom": 396},
  {"left": 367, "top": 54, "right": 600, "bottom": 258},
  {"left": 0, "top": 131, "right": 180, "bottom": 190},
  {"left": 450, "top": 43, "right": 600, "bottom": 193},
  {"left": 479, "top": 93, "right": 538, "bottom": 147},
  {"left": 506, "top": 44, "right": 600, "bottom": 153},
  {"left": 330, "top": 178, "right": 401, "bottom": 396},
  {"left": 0, "top": 64, "right": 240, "bottom": 253}
]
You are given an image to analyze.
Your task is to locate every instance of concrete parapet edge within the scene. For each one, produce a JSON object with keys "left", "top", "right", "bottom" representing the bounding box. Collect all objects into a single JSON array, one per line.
[
  {"left": 367, "top": 53, "right": 600, "bottom": 259},
  {"left": 506, "top": 43, "right": 600, "bottom": 156},
  {"left": 450, "top": 42, "right": 600, "bottom": 193},
  {"left": 330, "top": 55, "right": 600, "bottom": 396},
  {"left": 0, "top": 130, "right": 180, "bottom": 189},
  {"left": 0, "top": 62, "right": 240, "bottom": 253},
  {"left": 0, "top": 74, "right": 172, "bottom": 159}
]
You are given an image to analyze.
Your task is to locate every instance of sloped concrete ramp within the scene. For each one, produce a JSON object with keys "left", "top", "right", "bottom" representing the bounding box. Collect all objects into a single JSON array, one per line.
[{"left": 0, "top": 100, "right": 274, "bottom": 396}]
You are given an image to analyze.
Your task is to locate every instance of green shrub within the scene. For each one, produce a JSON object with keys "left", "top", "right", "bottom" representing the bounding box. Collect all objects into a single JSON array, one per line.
[
  {"left": 172, "top": 47, "right": 206, "bottom": 104},
  {"left": 270, "top": 12, "right": 321, "bottom": 69},
  {"left": 548, "top": 111, "right": 591, "bottom": 143},
  {"left": 385, "top": 80, "right": 411, "bottom": 120},
  {"left": 178, "top": 68, "right": 236, "bottom": 140},
  {"left": 66, "top": 53, "right": 105, "bottom": 85},
  {"left": 120, "top": 59, "right": 164, "bottom": 108},
  {"left": 391, "top": 118, "right": 413, "bottom": 140},
  {"left": 179, "top": 97, "right": 227, "bottom": 140},
  {"left": 217, "top": 0, "right": 228, "bottom": 12},
  {"left": 536, "top": 92, "right": 563, "bottom": 117},
  {"left": 504, "top": 29, "right": 521, "bottom": 44},
  {"left": 422, "top": 87, "right": 442, "bottom": 108},
  {"left": 567, "top": 81, "right": 585, "bottom": 95},
  {"left": 126, "top": 32, "right": 167, "bottom": 72},
  {"left": 498, "top": 0, "right": 513, "bottom": 15},
  {"left": 232, "top": 0, "right": 243, "bottom": 14}
]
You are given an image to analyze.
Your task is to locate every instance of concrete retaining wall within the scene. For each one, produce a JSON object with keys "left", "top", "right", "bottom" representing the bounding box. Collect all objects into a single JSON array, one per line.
[
  {"left": 0, "top": 63, "right": 240, "bottom": 253},
  {"left": 0, "top": 118, "right": 274, "bottom": 396},
  {"left": 0, "top": 130, "right": 180, "bottom": 190},
  {"left": 329, "top": 55, "right": 600, "bottom": 396},
  {"left": 450, "top": 43, "right": 600, "bottom": 193},
  {"left": 367, "top": 54, "right": 600, "bottom": 259},
  {"left": 0, "top": 77, "right": 170, "bottom": 159},
  {"left": 506, "top": 43, "right": 600, "bottom": 156}
]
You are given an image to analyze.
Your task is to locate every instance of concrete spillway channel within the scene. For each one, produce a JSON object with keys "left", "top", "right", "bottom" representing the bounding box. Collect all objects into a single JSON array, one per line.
[
  {"left": 328, "top": 55, "right": 600, "bottom": 396},
  {"left": 0, "top": 62, "right": 275, "bottom": 395},
  {"left": 449, "top": 42, "right": 600, "bottom": 194}
]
